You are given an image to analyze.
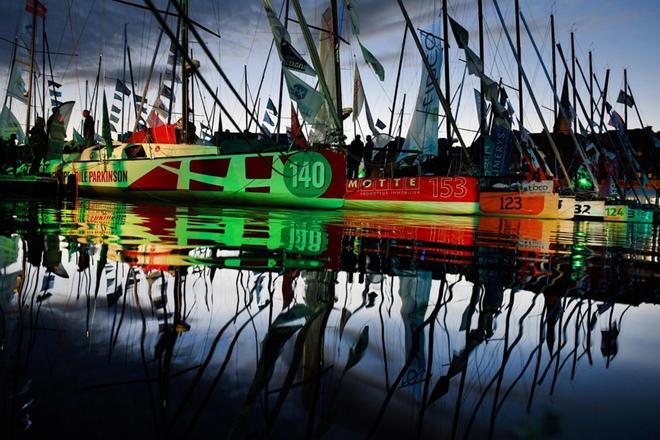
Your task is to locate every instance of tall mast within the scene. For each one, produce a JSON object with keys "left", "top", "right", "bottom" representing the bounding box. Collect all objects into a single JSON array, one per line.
[
  {"left": 126, "top": 45, "right": 138, "bottom": 126},
  {"left": 442, "top": 0, "right": 451, "bottom": 143},
  {"left": 478, "top": 0, "right": 485, "bottom": 133},
  {"left": 550, "top": 14, "right": 557, "bottom": 122},
  {"left": 570, "top": 31, "right": 577, "bottom": 132},
  {"left": 388, "top": 26, "right": 407, "bottom": 137},
  {"left": 2, "top": 38, "right": 18, "bottom": 112},
  {"left": 25, "top": 4, "right": 37, "bottom": 138},
  {"left": 168, "top": 15, "right": 181, "bottom": 125},
  {"left": 331, "top": 0, "right": 342, "bottom": 138},
  {"left": 41, "top": 14, "right": 46, "bottom": 118},
  {"left": 121, "top": 23, "right": 127, "bottom": 134},
  {"left": 244, "top": 64, "right": 248, "bottom": 131},
  {"left": 181, "top": 0, "right": 189, "bottom": 142},
  {"left": 589, "top": 51, "right": 593, "bottom": 125},
  {"left": 623, "top": 68, "right": 628, "bottom": 130},
  {"left": 275, "top": 0, "right": 290, "bottom": 136},
  {"left": 515, "top": 0, "right": 522, "bottom": 129},
  {"left": 599, "top": 69, "right": 610, "bottom": 129}
]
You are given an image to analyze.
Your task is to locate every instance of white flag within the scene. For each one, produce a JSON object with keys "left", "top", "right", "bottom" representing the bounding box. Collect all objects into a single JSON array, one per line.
[
  {"left": 352, "top": 64, "right": 364, "bottom": 122},
  {"left": 283, "top": 69, "right": 323, "bottom": 124}
]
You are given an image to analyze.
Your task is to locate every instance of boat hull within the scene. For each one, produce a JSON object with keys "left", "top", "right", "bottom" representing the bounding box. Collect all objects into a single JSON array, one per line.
[
  {"left": 479, "top": 191, "right": 560, "bottom": 219},
  {"left": 62, "top": 149, "right": 346, "bottom": 210},
  {"left": 344, "top": 176, "right": 479, "bottom": 215},
  {"left": 573, "top": 199, "right": 605, "bottom": 220}
]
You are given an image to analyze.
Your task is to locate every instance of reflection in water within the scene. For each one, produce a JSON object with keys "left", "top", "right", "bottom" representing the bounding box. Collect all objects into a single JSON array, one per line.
[{"left": 0, "top": 198, "right": 659, "bottom": 438}]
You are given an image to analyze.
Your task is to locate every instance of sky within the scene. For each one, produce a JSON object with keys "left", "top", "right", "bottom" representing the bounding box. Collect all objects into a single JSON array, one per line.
[{"left": 1, "top": 0, "right": 659, "bottom": 141}]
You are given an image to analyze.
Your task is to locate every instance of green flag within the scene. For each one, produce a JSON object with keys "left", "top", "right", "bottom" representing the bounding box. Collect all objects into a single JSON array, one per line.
[
  {"left": 102, "top": 91, "right": 113, "bottom": 157},
  {"left": 359, "top": 42, "right": 384, "bottom": 82},
  {"left": 73, "top": 128, "right": 85, "bottom": 146}
]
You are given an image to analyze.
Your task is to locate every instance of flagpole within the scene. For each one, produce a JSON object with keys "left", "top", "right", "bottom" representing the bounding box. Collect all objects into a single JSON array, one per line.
[
  {"left": 623, "top": 68, "right": 628, "bottom": 130},
  {"left": 599, "top": 69, "right": 610, "bottom": 129},
  {"left": 478, "top": 0, "right": 485, "bottom": 168},
  {"left": 25, "top": 1, "right": 37, "bottom": 140},
  {"left": 126, "top": 45, "right": 139, "bottom": 125},
  {"left": 589, "top": 51, "right": 593, "bottom": 125},
  {"left": 442, "top": 0, "right": 451, "bottom": 144},
  {"left": 388, "top": 25, "right": 407, "bottom": 138},
  {"left": 181, "top": 0, "right": 189, "bottom": 142},
  {"left": 2, "top": 37, "right": 17, "bottom": 112},
  {"left": 244, "top": 64, "right": 248, "bottom": 132}
]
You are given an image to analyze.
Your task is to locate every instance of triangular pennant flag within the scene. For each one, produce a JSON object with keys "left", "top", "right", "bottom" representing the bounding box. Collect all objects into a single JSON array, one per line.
[
  {"left": 263, "top": 111, "right": 274, "bottom": 125},
  {"left": 448, "top": 15, "right": 470, "bottom": 50},
  {"left": 115, "top": 79, "right": 131, "bottom": 96},
  {"left": 283, "top": 69, "right": 324, "bottom": 123},
  {"left": 359, "top": 41, "right": 384, "bottom": 81},
  {"left": 113, "top": 92, "right": 122, "bottom": 101},
  {"left": 352, "top": 64, "right": 364, "bottom": 122},
  {"left": 73, "top": 128, "right": 85, "bottom": 145},
  {"left": 375, "top": 119, "right": 386, "bottom": 130},
  {"left": 111, "top": 104, "right": 121, "bottom": 114},
  {"left": 290, "top": 102, "right": 309, "bottom": 148},
  {"left": 50, "top": 99, "right": 61, "bottom": 108},
  {"left": 47, "top": 79, "right": 61, "bottom": 88},
  {"left": 267, "top": 97, "right": 278, "bottom": 116},
  {"left": 49, "top": 89, "right": 62, "bottom": 97},
  {"left": 616, "top": 90, "right": 634, "bottom": 107},
  {"left": 160, "top": 84, "right": 175, "bottom": 101},
  {"left": 110, "top": 114, "right": 120, "bottom": 123},
  {"left": 146, "top": 109, "right": 164, "bottom": 128}
]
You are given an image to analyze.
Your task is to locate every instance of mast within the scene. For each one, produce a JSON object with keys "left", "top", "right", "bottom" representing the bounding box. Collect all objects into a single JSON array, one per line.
[
  {"left": 25, "top": 3, "right": 37, "bottom": 138},
  {"left": 127, "top": 45, "right": 139, "bottom": 124},
  {"left": 478, "top": 0, "right": 485, "bottom": 135},
  {"left": 589, "top": 51, "right": 593, "bottom": 124},
  {"left": 515, "top": 0, "right": 522, "bottom": 129},
  {"left": 389, "top": 26, "right": 407, "bottom": 137},
  {"left": 244, "top": 64, "right": 248, "bottom": 131},
  {"left": 41, "top": 14, "right": 46, "bottom": 118},
  {"left": 275, "top": 0, "right": 290, "bottom": 136},
  {"left": 168, "top": 15, "right": 181, "bottom": 125},
  {"left": 623, "top": 68, "right": 628, "bottom": 130},
  {"left": 181, "top": 0, "right": 189, "bottom": 142},
  {"left": 121, "top": 23, "right": 127, "bottom": 134},
  {"left": 551, "top": 14, "right": 557, "bottom": 122},
  {"left": 442, "top": 0, "right": 451, "bottom": 143},
  {"left": 570, "top": 32, "right": 577, "bottom": 133},
  {"left": 396, "top": 0, "right": 470, "bottom": 157},
  {"left": 492, "top": 0, "right": 572, "bottom": 188},
  {"left": 331, "top": 0, "right": 342, "bottom": 138},
  {"left": 599, "top": 69, "right": 610, "bottom": 129},
  {"left": 2, "top": 37, "right": 18, "bottom": 112},
  {"left": 627, "top": 80, "right": 645, "bottom": 128}
]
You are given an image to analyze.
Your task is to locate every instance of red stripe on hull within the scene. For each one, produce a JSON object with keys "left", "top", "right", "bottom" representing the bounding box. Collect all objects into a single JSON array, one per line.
[
  {"left": 130, "top": 166, "right": 178, "bottom": 190},
  {"left": 190, "top": 180, "right": 224, "bottom": 191},
  {"left": 190, "top": 158, "right": 230, "bottom": 177}
]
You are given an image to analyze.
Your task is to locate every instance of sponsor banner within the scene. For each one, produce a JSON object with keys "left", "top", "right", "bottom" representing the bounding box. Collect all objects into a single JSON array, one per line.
[
  {"left": 75, "top": 170, "right": 129, "bottom": 184},
  {"left": 520, "top": 180, "right": 554, "bottom": 194},
  {"left": 346, "top": 176, "right": 478, "bottom": 203}
]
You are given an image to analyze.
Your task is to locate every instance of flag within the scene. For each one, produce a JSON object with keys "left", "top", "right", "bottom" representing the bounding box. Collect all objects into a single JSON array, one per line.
[
  {"left": 73, "top": 128, "right": 85, "bottom": 145},
  {"left": 46, "top": 101, "right": 74, "bottom": 158},
  {"left": 7, "top": 68, "right": 27, "bottom": 104},
  {"left": 263, "top": 111, "right": 274, "bottom": 125},
  {"left": 115, "top": 79, "right": 131, "bottom": 96},
  {"left": 25, "top": 0, "right": 47, "bottom": 18},
  {"left": 0, "top": 106, "right": 25, "bottom": 143},
  {"left": 375, "top": 119, "right": 386, "bottom": 130},
  {"left": 47, "top": 89, "right": 61, "bottom": 98},
  {"left": 111, "top": 104, "right": 121, "bottom": 114},
  {"left": 48, "top": 80, "right": 61, "bottom": 88},
  {"left": 263, "top": 0, "right": 316, "bottom": 76},
  {"left": 134, "top": 94, "right": 147, "bottom": 105},
  {"left": 153, "top": 97, "right": 168, "bottom": 118},
  {"left": 345, "top": 0, "right": 360, "bottom": 36},
  {"left": 290, "top": 103, "right": 308, "bottom": 148},
  {"left": 616, "top": 90, "right": 634, "bottom": 107},
  {"left": 464, "top": 47, "right": 483, "bottom": 76},
  {"left": 146, "top": 109, "right": 164, "bottom": 128},
  {"left": 267, "top": 97, "right": 278, "bottom": 116},
  {"left": 448, "top": 16, "right": 469, "bottom": 49},
  {"left": 359, "top": 42, "right": 385, "bottom": 81},
  {"left": 608, "top": 110, "right": 625, "bottom": 132},
  {"left": 163, "top": 70, "right": 181, "bottom": 84},
  {"left": 352, "top": 64, "right": 364, "bottom": 122},
  {"left": 283, "top": 69, "right": 324, "bottom": 123},
  {"left": 50, "top": 99, "right": 60, "bottom": 108},
  {"left": 160, "top": 84, "right": 174, "bottom": 101},
  {"left": 101, "top": 92, "right": 113, "bottom": 157},
  {"left": 553, "top": 74, "right": 573, "bottom": 134},
  {"left": 110, "top": 114, "right": 119, "bottom": 124},
  {"left": 400, "top": 19, "right": 443, "bottom": 161}
]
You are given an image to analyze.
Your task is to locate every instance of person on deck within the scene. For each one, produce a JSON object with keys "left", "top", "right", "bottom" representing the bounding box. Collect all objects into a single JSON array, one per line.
[
  {"left": 363, "top": 135, "right": 374, "bottom": 177},
  {"left": 29, "top": 117, "right": 48, "bottom": 174},
  {"left": 347, "top": 135, "right": 364, "bottom": 179},
  {"left": 82, "top": 110, "right": 95, "bottom": 147}
]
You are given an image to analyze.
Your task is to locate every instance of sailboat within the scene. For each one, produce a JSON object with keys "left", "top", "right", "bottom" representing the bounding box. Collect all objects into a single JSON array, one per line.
[{"left": 59, "top": 0, "right": 346, "bottom": 210}]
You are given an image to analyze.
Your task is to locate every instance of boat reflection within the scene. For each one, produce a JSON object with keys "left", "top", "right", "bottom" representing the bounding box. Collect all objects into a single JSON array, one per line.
[{"left": 0, "top": 198, "right": 659, "bottom": 438}]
